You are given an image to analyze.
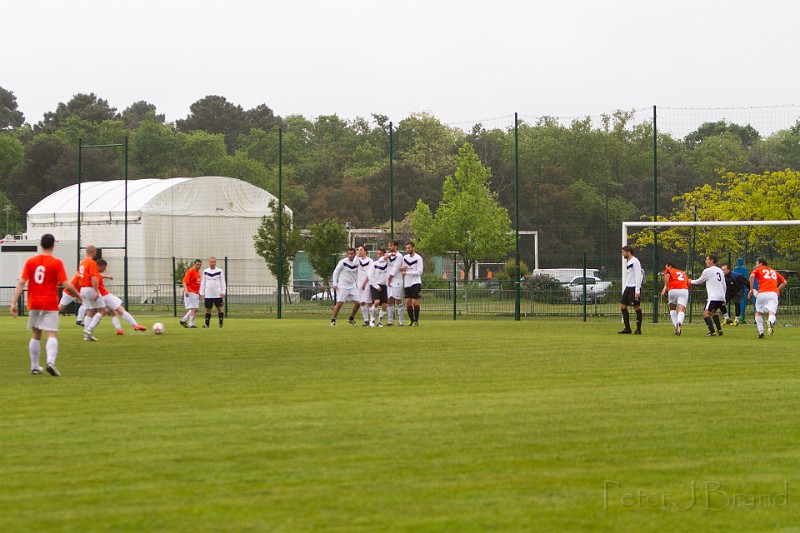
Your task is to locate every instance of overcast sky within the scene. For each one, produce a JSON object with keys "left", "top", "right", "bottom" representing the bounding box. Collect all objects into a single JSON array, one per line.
[{"left": 2, "top": 0, "right": 798, "bottom": 131}]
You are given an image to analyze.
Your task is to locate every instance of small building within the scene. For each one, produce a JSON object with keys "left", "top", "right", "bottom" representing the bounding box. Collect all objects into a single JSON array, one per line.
[{"left": 26, "top": 176, "right": 289, "bottom": 288}]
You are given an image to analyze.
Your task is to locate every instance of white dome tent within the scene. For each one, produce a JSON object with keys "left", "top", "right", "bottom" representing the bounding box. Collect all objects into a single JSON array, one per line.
[{"left": 27, "top": 176, "right": 288, "bottom": 297}]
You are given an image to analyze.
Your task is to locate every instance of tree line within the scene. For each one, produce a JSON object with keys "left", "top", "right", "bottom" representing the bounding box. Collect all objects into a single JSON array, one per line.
[{"left": 2, "top": 87, "right": 800, "bottom": 272}]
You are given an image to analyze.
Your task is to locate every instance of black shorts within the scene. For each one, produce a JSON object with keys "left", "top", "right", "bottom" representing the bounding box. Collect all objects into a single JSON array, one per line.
[
  {"left": 705, "top": 300, "right": 725, "bottom": 312},
  {"left": 620, "top": 286, "right": 640, "bottom": 306},
  {"left": 204, "top": 297, "right": 224, "bottom": 309},
  {"left": 728, "top": 292, "right": 744, "bottom": 306},
  {"left": 371, "top": 285, "right": 388, "bottom": 305},
  {"left": 404, "top": 283, "right": 422, "bottom": 299}
]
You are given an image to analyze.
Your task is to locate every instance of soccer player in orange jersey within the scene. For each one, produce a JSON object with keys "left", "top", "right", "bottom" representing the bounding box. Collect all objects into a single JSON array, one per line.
[
  {"left": 10, "top": 234, "right": 81, "bottom": 376},
  {"left": 748, "top": 257, "right": 787, "bottom": 338},
  {"left": 95, "top": 258, "right": 147, "bottom": 334},
  {"left": 78, "top": 244, "right": 107, "bottom": 341},
  {"left": 58, "top": 270, "right": 88, "bottom": 325},
  {"left": 180, "top": 259, "right": 202, "bottom": 328},
  {"left": 660, "top": 262, "right": 690, "bottom": 336}
]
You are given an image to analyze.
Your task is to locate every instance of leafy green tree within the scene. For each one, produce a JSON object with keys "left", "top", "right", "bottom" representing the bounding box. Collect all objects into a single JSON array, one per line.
[
  {"left": 175, "top": 131, "right": 230, "bottom": 175},
  {"left": 411, "top": 143, "right": 514, "bottom": 275},
  {"left": 305, "top": 219, "right": 348, "bottom": 284},
  {"left": 0, "top": 87, "right": 25, "bottom": 130},
  {"left": 130, "top": 118, "right": 180, "bottom": 177},
  {"left": 633, "top": 169, "right": 800, "bottom": 258},
  {"left": 245, "top": 104, "right": 283, "bottom": 133},
  {"left": 6, "top": 135, "right": 70, "bottom": 214},
  {"left": 253, "top": 199, "right": 303, "bottom": 285},
  {"left": 684, "top": 120, "right": 761, "bottom": 149},
  {"left": 36, "top": 93, "right": 118, "bottom": 134},
  {"left": 121, "top": 101, "right": 165, "bottom": 129},
  {"left": 0, "top": 134, "right": 24, "bottom": 187},
  {"left": 176, "top": 95, "right": 248, "bottom": 154}
]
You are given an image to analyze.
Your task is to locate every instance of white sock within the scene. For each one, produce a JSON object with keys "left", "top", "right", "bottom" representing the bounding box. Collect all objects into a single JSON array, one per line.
[
  {"left": 769, "top": 315, "right": 777, "bottom": 326},
  {"left": 189, "top": 315, "right": 195, "bottom": 326},
  {"left": 181, "top": 311, "right": 190, "bottom": 322},
  {"left": 46, "top": 337, "right": 58, "bottom": 366},
  {"left": 677, "top": 311, "right": 685, "bottom": 325},
  {"left": 77, "top": 305, "right": 87, "bottom": 321},
  {"left": 397, "top": 303, "right": 404, "bottom": 323},
  {"left": 370, "top": 306, "right": 376, "bottom": 322},
  {"left": 387, "top": 303, "right": 394, "bottom": 324},
  {"left": 112, "top": 316, "right": 122, "bottom": 330},
  {"left": 378, "top": 309, "right": 386, "bottom": 323},
  {"left": 361, "top": 305, "right": 369, "bottom": 322},
  {"left": 29, "top": 339, "right": 40, "bottom": 369},
  {"left": 669, "top": 310, "right": 677, "bottom": 326},
  {"left": 87, "top": 313, "right": 103, "bottom": 332},
  {"left": 122, "top": 311, "right": 137, "bottom": 327},
  {"left": 755, "top": 315, "right": 764, "bottom": 334}
]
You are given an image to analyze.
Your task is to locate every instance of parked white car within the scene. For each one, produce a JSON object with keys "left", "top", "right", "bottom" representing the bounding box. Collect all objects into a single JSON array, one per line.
[
  {"left": 567, "top": 275, "right": 613, "bottom": 302},
  {"left": 310, "top": 290, "right": 334, "bottom": 301}
]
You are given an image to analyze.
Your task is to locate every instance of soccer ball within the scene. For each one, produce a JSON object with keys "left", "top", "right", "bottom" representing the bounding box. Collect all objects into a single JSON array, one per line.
[{"left": 152, "top": 322, "right": 164, "bottom": 335}]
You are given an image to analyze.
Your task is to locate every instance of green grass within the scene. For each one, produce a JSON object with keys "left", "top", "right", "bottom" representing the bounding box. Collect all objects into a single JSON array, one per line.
[{"left": 1, "top": 317, "right": 799, "bottom": 532}]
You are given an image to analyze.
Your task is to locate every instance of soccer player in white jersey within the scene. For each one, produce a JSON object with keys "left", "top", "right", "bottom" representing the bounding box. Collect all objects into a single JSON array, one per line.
[
  {"left": 619, "top": 245, "right": 643, "bottom": 334},
  {"left": 330, "top": 248, "right": 360, "bottom": 327},
  {"left": 401, "top": 241, "right": 424, "bottom": 326},
  {"left": 200, "top": 256, "right": 226, "bottom": 328},
  {"left": 367, "top": 248, "right": 390, "bottom": 327},
  {"left": 356, "top": 245, "right": 374, "bottom": 326},
  {"left": 385, "top": 240, "right": 405, "bottom": 326},
  {"left": 690, "top": 254, "right": 727, "bottom": 337}
]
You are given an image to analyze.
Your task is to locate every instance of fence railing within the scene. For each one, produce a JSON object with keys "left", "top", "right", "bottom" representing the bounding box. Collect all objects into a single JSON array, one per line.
[{"left": 2, "top": 284, "right": 798, "bottom": 324}]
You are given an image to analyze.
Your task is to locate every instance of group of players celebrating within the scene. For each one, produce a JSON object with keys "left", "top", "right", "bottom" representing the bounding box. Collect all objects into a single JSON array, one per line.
[
  {"left": 330, "top": 240, "right": 423, "bottom": 328},
  {"left": 649, "top": 250, "right": 787, "bottom": 338}
]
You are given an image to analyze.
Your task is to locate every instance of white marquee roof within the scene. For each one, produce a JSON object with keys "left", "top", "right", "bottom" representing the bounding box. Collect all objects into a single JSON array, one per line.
[
  {"left": 27, "top": 176, "right": 289, "bottom": 224},
  {"left": 29, "top": 178, "right": 191, "bottom": 216}
]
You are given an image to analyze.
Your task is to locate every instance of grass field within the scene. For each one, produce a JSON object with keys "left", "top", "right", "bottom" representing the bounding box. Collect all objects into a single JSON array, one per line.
[{"left": 1, "top": 316, "right": 799, "bottom": 532}]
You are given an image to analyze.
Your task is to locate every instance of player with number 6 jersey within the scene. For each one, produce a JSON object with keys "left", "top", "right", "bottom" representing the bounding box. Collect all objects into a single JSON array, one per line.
[{"left": 10, "top": 234, "right": 81, "bottom": 376}]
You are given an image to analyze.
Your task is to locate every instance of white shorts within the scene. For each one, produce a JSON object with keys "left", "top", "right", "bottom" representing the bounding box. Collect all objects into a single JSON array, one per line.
[
  {"left": 668, "top": 288, "right": 689, "bottom": 308},
  {"left": 359, "top": 287, "right": 372, "bottom": 303},
  {"left": 27, "top": 310, "right": 60, "bottom": 332},
  {"left": 80, "top": 287, "right": 106, "bottom": 310},
  {"left": 184, "top": 292, "right": 200, "bottom": 309},
  {"left": 336, "top": 285, "right": 360, "bottom": 303},
  {"left": 59, "top": 292, "right": 76, "bottom": 307},
  {"left": 755, "top": 292, "right": 779, "bottom": 314},
  {"left": 104, "top": 293, "right": 123, "bottom": 311},
  {"left": 387, "top": 284, "right": 404, "bottom": 300}
]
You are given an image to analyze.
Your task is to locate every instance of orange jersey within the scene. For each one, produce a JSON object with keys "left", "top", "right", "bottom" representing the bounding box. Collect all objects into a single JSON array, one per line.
[
  {"left": 664, "top": 267, "right": 689, "bottom": 290},
  {"left": 183, "top": 268, "right": 201, "bottom": 293},
  {"left": 70, "top": 272, "right": 81, "bottom": 288},
  {"left": 751, "top": 266, "right": 785, "bottom": 293},
  {"left": 21, "top": 254, "right": 68, "bottom": 311},
  {"left": 79, "top": 257, "right": 99, "bottom": 288},
  {"left": 98, "top": 275, "right": 110, "bottom": 297}
]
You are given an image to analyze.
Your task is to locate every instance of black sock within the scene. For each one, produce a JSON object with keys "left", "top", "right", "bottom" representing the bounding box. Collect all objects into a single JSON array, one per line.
[
  {"left": 712, "top": 314, "right": 722, "bottom": 332},
  {"left": 218, "top": 312, "right": 224, "bottom": 325},
  {"left": 621, "top": 308, "right": 630, "bottom": 329},
  {"left": 635, "top": 309, "right": 642, "bottom": 330},
  {"left": 205, "top": 313, "right": 211, "bottom": 326},
  {"left": 704, "top": 316, "right": 714, "bottom": 333},
  {"left": 414, "top": 306, "right": 420, "bottom": 322},
  {"left": 407, "top": 307, "right": 414, "bottom": 322}
]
